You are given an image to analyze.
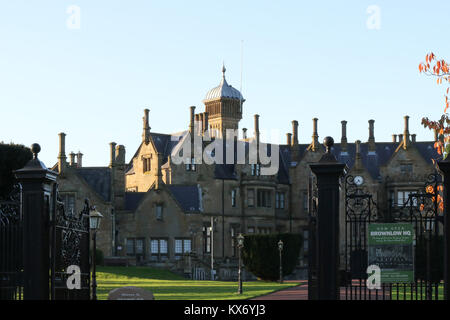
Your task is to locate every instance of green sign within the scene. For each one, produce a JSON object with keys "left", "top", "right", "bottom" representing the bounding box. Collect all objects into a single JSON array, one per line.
[{"left": 368, "top": 223, "right": 414, "bottom": 283}]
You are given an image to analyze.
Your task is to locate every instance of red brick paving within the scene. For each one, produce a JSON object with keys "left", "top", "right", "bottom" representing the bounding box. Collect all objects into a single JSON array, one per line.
[{"left": 252, "top": 280, "right": 391, "bottom": 300}]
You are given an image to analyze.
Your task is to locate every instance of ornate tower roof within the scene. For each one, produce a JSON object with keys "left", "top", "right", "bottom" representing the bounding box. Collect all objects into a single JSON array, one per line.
[{"left": 203, "top": 65, "right": 244, "bottom": 102}]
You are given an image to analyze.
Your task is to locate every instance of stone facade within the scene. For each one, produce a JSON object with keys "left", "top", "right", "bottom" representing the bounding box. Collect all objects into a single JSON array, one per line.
[{"left": 53, "top": 67, "right": 440, "bottom": 280}]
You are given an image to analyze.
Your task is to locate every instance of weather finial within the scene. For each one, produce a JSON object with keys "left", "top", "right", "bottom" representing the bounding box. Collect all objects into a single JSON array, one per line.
[{"left": 222, "top": 62, "right": 226, "bottom": 79}]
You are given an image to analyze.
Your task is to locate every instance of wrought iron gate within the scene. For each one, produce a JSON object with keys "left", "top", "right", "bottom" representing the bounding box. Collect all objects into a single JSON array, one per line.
[
  {"left": 1, "top": 183, "right": 91, "bottom": 300},
  {"left": 50, "top": 184, "right": 91, "bottom": 300},
  {"left": 0, "top": 185, "right": 23, "bottom": 300},
  {"left": 344, "top": 172, "right": 444, "bottom": 300}
]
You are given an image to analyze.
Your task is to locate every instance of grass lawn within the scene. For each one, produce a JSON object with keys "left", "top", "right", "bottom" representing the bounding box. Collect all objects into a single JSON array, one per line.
[
  {"left": 390, "top": 282, "right": 444, "bottom": 300},
  {"left": 97, "top": 266, "right": 299, "bottom": 300}
]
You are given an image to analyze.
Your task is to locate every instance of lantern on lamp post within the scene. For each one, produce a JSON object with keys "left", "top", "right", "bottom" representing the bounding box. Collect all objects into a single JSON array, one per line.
[
  {"left": 89, "top": 206, "right": 103, "bottom": 300},
  {"left": 278, "top": 240, "right": 284, "bottom": 284},
  {"left": 237, "top": 233, "right": 244, "bottom": 294}
]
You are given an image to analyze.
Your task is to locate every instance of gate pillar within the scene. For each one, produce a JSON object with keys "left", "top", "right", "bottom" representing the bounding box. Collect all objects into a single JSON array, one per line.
[
  {"left": 437, "top": 159, "right": 450, "bottom": 301},
  {"left": 310, "top": 137, "right": 347, "bottom": 300},
  {"left": 15, "top": 144, "right": 57, "bottom": 300}
]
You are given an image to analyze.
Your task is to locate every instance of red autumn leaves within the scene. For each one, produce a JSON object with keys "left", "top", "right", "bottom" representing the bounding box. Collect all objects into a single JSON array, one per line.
[{"left": 419, "top": 52, "right": 450, "bottom": 156}]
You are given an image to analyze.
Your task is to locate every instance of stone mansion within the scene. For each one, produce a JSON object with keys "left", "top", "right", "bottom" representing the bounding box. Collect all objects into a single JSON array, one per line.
[{"left": 52, "top": 66, "right": 440, "bottom": 279}]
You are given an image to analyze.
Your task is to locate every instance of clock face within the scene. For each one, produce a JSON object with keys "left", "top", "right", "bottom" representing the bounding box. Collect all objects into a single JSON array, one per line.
[{"left": 354, "top": 176, "right": 364, "bottom": 186}]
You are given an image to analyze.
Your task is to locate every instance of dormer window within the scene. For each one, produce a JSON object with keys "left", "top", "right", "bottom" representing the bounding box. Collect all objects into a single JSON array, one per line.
[
  {"left": 186, "top": 158, "right": 196, "bottom": 171},
  {"left": 400, "top": 163, "right": 413, "bottom": 174},
  {"left": 251, "top": 164, "right": 261, "bottom": 176},
  {"left": 156, "top": 204, "right": 163, "bottom": 220},
  {"left": 142, "top": 156, "right": 151, "bottom": 173}
]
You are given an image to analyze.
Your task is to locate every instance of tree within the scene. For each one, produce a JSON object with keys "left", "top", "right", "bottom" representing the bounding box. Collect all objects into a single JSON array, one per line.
[
  {"left": 0, "top": 142, "right": 33, "bottom": 197},
  {"left": 419, "top": 52, "right": 450, "bottom": 158}
]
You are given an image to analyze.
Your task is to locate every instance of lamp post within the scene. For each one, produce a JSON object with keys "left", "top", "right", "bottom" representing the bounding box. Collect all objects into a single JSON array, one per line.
[
  {"left": 422, "top": 210, "right": 434, "bottom": 300},
  {"left": 89, "top": 206, "right": 103, "bottom": 300},
  {"left": 278, "top": 240, "right": 284, "bottom": 284},
  {"left": 237, "top": 233, "right": 244, "bottom": 294}
]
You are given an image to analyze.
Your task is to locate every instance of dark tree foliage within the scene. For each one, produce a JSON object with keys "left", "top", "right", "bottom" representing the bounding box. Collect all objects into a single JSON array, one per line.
[
  {"left": 415, "top": 235, "right": 444, "bottom": 282},
  {"left": 0, "top": 142, "right": 32, "bottom": 197},
  {"left": 242, "top": 233, "right": 303, "bottom": 281}
]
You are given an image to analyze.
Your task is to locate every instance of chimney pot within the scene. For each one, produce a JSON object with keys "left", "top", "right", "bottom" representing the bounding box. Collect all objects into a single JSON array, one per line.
[{"left": 292, "top": 120, "right": 299, "bottom": 145}]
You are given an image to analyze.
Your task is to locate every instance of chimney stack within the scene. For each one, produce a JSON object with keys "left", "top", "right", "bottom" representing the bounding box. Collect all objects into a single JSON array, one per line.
[
  {"left": 142, "top": 108, "right": 150, "bottom": 144},
  {"left": 368, "top": 120, "right": 376, "bottom": 152},
  {"left": 286, "top": 133, "right": 292, "bottom": 146},
  {"left": 76, "top": 151, "right": 83, "bottom": 168},
  {"left": 309, "top": 118, "right": 319, "bottom": 151},
  {"left": 190, "top": 106, "right": 196, "bottom": 135},
  {"left": 398, "top": 134, "right": 403, "bottom": 142},
  {"left": 341, "top": 120, "right": 348, "bottom": 152},
  {"left": 355, "top": 140, "right": 362, "bottom": 170},
  {"left": 203, "top": 112, "right": 209, "bottom": 135},
  {"left": 392, "top": 134, "right": 397, "bottom": 143},
  {"left": 155, "top": 152, "right": 163, "bottom": 189},
  {"left": 58, "top": 132, "right": 67, "bottom": 174},
  {"left": 411, "top": 134, "right": 416, "bottom": 143},
  {"left": 292, "top": 120, "right": 299, "bottom": 146},
  {"left": 109, "top": 142, "right": 117, "bottom": 167},
  {"left": 69, "top": 152, "right": 76, "bottom": 167},
  {"left": 115, "top": 145, "right": 125, "bottom": 165},
  {"left": 114, "top": 145, "right": 126, "bottom": 210},
  {"left": 242, "top": 128, "right": 247, "bottom": 140},
  {"left": 403, "top": 115, "right": 410, "bottom": 149}
]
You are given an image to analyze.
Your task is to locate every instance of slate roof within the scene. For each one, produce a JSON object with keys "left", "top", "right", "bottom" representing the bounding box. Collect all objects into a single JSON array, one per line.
[
  {"left": 318, "top": 141, "right": 438, "bottom": 180},
  {"left": 167, "top": 185, "right": 202, "bottom": 213},
  {"left": 124, "top": 192, "right": 146, "bottom": 211},
  {"left": 76, "top": 167, "right": 111, "bottom": 202}
]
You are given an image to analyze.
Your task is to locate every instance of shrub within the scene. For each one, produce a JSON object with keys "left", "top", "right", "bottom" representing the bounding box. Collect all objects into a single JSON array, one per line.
[
  {"left": 241, "top": 233, "right": 303, "bottom": 281},
  {"left": 96, "top": 248, "right": 104, "bottom": 266},
  {"left": 0, "top": 143, "right": 32, "bottom": 197}
]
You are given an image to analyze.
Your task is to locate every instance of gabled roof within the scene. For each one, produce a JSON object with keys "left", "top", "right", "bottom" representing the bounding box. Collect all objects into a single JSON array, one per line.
[
  {"left": 167, "top": 185, "right": 202, "bottom": 213},
  {"left": 76, "top": 167, "right": 111, "bottom": 202}
]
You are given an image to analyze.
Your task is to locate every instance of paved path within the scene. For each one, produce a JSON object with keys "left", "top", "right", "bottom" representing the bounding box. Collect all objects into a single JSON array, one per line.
[{"left": 252, "top": 281, "right": 391, "bottom": 300}]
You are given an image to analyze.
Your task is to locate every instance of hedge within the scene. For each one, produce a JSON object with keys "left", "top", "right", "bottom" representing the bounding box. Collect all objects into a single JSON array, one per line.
[{"left": 241, "top": 233, "right": 303, "bottom": 281}]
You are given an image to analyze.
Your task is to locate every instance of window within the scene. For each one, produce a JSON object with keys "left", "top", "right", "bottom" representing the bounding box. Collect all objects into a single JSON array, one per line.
[
  {"left": 126, "top": 187, "right": 138, "bottom": 192},
  {"left": 203, "top": 225, "right": 211, "bottom": 253},
  {"left": 230, "top": 225, "right": 239, "bottom": 257},
  {"left": 175, "top": 239, "right": 192, "bottom": 260},
  {"left": 251, "top": 164, "right": 261, "bottom": 176},
  {"left": 150, "top": 238, "right": 168, "bottom": 261},
  {"left": 303, "top": 191, "right": 308, "bottom": 212},
  {"left": 60, "top": 193, "right": 76, "bottom": 216},
  {"left": 400, "top": 164, "right": 413, "bottom": 174},
  {"left": 186, "top": 158, "right": 196, "bottom": 171},
  {"left": 276, "top": 192, "right": 286, "bottom": 209},
  {"left": 258, "top": 227, "right": 271, "bottom": 234},
  {"left": 231, "top": 189, "right": 237, "bottom": 207},
  {"left": 136, "top": 238, "right": 144, "bottom": 255},
  {"left": 156, "top": 205, "right": 163, "bottom": 220},
  {"left": 126, "top": 238, "right": 135, "bottom": 256},
  {"left": 257, "top": 189, "right": 272, "bottom": 208},
  {"left": 247, "top": 189, "right": 255, "bottom": 207},
  {"left": 247, "top": 227, "right": 255, "bottom": 234},
  {"left": 126, "top": 238, "right": 145, "bottom": 257},
  {"left": 143, "top": 157, "right": 151, "bottom": 173},
  {"left": 397, "top": 190, "right": 418, "bottom": 206}
]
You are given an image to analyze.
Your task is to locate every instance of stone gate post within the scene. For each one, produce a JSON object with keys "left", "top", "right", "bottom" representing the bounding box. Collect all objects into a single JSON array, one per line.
[
  {"left": 15, "top": 144, "right": 58, "bottom": 300},
  {"left": 437, "top": 159, "right": 450, "bottom": 300},
  {"left": 309, "top": 137, "right": 347, "bottom": 300}
]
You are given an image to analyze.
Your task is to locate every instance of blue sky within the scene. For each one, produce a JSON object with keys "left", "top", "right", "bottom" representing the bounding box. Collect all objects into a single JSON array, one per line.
[{"left": 1, "top": 0, "right": 449, "bottom": 167}]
